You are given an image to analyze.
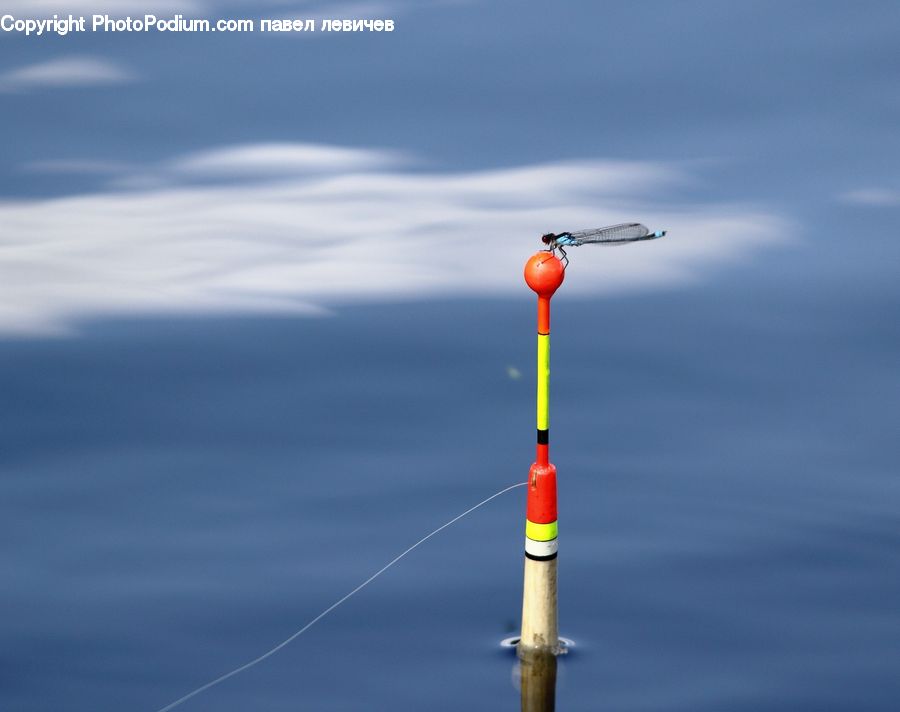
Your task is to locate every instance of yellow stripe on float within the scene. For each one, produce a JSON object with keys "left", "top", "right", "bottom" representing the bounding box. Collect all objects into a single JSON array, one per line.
[
  {"left": 525, "top": 519, "right": 558, "bottom": 542},
  {"left": 536, "top": 333, "right": 550, "bottom": 430}
]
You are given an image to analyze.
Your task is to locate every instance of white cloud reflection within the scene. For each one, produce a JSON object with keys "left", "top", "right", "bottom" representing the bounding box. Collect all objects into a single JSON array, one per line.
[
  {"left": 0, "top": 56, "right": 134, "bottom": 91},
  {"left": 840, "top": 188, "right": 900, "bottom": 207},
  {"left": 0, "top": 143, "right": 789, "bottom": 336},
  {"left": 170, "top": 143, "right": 406, "bottom": 177}
]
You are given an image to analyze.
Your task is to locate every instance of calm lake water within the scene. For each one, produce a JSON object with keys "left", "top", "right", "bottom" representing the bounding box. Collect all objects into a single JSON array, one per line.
[{"left": 1, "top": 283, "right": 898, "bottom": 711}]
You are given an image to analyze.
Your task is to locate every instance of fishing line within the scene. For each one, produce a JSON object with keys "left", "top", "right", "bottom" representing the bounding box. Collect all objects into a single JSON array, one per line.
[{"left": 153, "top": 480, "right": 527, "bottom": 712}]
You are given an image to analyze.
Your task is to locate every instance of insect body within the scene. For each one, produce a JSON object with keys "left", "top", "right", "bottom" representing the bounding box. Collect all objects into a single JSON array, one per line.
[{"left": 542, "top": 222, "right": 666, "bottom": 265}]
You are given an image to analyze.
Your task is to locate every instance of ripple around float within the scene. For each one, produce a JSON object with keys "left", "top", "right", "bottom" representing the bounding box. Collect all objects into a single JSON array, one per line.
[{"left": 499, "top": 636, "right": 573, "bottom": 655}]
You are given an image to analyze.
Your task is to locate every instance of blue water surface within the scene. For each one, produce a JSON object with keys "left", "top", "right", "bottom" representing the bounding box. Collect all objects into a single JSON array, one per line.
[
  {"left": 1, "top": 1, "right": 899, "bottom": 709},
  {"left": 1, "top": 264, "right": 897, "bottom": 711}
]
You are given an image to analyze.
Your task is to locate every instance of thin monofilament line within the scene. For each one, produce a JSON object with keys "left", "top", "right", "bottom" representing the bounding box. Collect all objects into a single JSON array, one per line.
[{"left": 153, "top": 480, "right": 527, "bottom": 712}]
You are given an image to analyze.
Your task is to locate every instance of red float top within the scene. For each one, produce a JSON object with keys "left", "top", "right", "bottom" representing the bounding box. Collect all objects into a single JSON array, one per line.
[{"left": 524, "top": 252, "right": 565, "bottom": 299}]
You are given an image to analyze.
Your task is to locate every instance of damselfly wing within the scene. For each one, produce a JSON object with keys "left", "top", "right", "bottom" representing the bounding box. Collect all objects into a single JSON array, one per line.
[{"left": 541, "top": 222, "right": 666, "bottom": 264}]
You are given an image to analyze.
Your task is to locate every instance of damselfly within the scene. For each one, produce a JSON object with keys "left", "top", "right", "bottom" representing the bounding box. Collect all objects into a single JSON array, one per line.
[{"left": 542, "top": 223, "right": 666, "bottom": 265}]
